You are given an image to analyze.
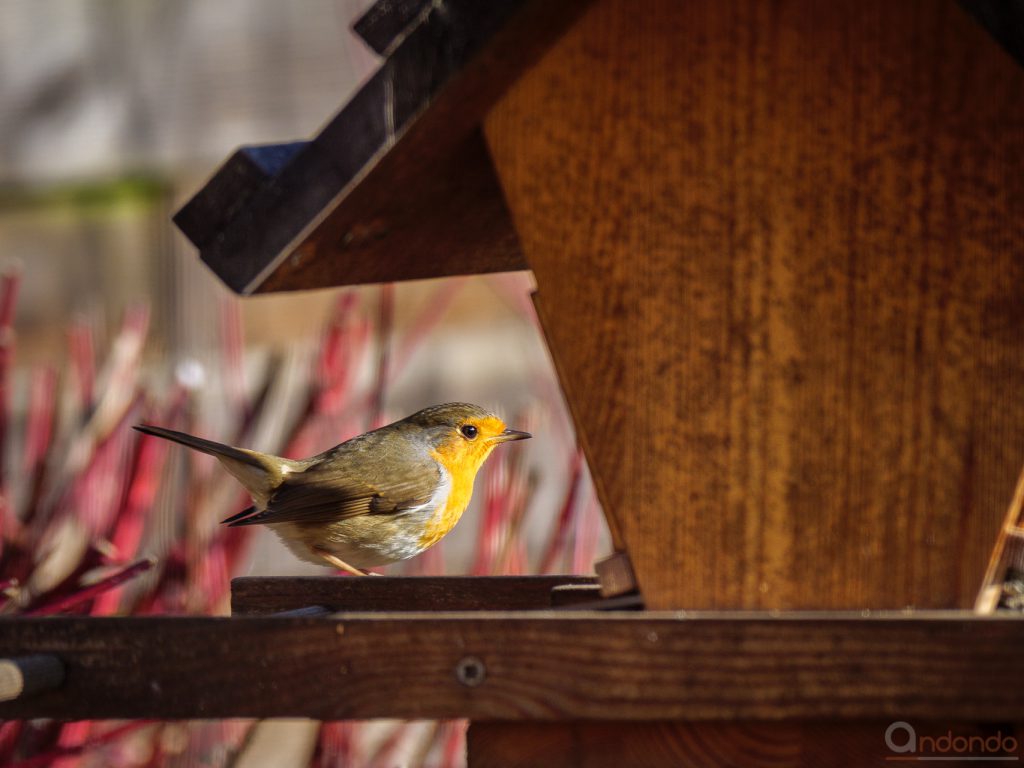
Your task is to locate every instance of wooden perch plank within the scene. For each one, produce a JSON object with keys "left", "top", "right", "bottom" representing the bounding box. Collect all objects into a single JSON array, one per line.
[
  {"left": 1, "top": 613, "right": 1024, "bottom": 721},
  {"left": 231, "top": 575, "right": 596, "bottom": 615}
]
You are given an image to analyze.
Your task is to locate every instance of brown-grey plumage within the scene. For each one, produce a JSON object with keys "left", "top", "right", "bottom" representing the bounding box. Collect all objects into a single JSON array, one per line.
[
  {"left": 133, "top": 403, "right": 530, "bottom": 574},
  {"left": 231, "top": 425, "right": 443, "bottom": 527}
]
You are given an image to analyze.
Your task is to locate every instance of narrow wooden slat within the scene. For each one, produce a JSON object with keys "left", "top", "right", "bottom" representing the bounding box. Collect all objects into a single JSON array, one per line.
[
  {"left": 174, "top": 142, "right": 307, "bottom": 250},
  {"left": 231, "top": 575, "right": 596, "bottom": 615},
  {"left": 2, "top": 613, "right": 1024, "bottom": 721},
  {"left": 352, "top": 0, "right": 433, "bottom": 56},
  {"left": 976, "top": 464, "right": 1024, "bottom": 612}
]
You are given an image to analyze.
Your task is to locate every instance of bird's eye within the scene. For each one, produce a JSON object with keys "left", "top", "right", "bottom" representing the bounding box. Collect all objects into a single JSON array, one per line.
[{"left": 460, "top": 424, "right": 479, "bottom": 440}]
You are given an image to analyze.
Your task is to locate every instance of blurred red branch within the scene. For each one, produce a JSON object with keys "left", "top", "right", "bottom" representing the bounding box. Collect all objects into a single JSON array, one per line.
[{"left": 25, "top": 556, "right": 156, "bottom": 616}]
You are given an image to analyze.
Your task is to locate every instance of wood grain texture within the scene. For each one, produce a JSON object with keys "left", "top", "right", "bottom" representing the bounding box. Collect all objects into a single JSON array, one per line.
[
  {"left": 467, "top": 722, "right": 913, "bottom": 768},
  {"left": 231, "top": 575, "right": 596, "bottom": 615},
  {"left": 484, "top": 0, "right": 1024, "bottom": 610},
  {"left": 258, "top": 129, "right": 525, "bottom": 292},
  {"left": 2, "top": 613, "right": 1024, "bottom": 720},
  {"left": 593, "top": 551, "right": 638, "bottom": 597}
]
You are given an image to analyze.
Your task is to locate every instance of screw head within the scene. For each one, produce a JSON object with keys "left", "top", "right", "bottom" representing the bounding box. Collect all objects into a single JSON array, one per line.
[{"left": 454, "top": 656, "right": 486, "bottom": 687}]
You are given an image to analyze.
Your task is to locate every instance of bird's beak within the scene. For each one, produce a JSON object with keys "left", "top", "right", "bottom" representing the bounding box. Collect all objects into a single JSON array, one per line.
[{"left": 493, "top": 428, "right": 532, "bottom": 443}]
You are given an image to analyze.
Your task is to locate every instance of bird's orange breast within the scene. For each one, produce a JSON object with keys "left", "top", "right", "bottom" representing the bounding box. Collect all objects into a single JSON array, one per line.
[{"left": 417, "top": 445, "right": 488, "bottom": 549}]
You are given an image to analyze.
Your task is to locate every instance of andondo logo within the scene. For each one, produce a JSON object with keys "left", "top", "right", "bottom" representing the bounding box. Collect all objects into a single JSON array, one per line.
[{"left": 885, "top": 722, "right": 1019, "bottom": 762}]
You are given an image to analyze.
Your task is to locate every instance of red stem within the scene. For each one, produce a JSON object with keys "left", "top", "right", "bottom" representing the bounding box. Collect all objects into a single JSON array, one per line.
[
  {"left": 538, "top": 450, "right": 584, "bottom": 574},
  {"left": 0, "top": 269, "right": 22, "bottom": 546},
  {"left": 369, "top": 283, "right": 394, "bottom": 430},
  {"left": 11, "top": 720, "right": 152, "bottom": 768},
  {"left": 67, "top": 318, "right": 96, "bottom": 412},
  {"left": 25, "top": 556, "right": 156, "bottom": 616}
]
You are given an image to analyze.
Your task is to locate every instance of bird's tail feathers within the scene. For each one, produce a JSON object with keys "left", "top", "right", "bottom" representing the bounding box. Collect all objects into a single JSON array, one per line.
[
  {"left": 134, "top": 425, "right": 267, "bottom": 469},
  {"left": 135, "top": 424, "right": 299, "bottom": 511},
  {"left": 221, "top": 506, "right": 257, "bottom": 525}
]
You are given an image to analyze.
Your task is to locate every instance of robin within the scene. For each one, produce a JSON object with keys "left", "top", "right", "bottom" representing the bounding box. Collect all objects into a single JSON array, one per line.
[{"left": 133, "top": 403, "right": 530, "bottom": 575}]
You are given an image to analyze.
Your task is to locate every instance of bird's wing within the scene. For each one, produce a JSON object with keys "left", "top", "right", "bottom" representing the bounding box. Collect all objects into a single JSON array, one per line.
[{"left": 224, "top": 433, "right": 440, "bottom": 527}]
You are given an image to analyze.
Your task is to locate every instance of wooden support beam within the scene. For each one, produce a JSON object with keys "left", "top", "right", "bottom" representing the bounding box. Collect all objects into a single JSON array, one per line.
[
  {"left": 256, "top": 129, "right": 523, "bottom": 292},
  {"left": 2, "top": 613, "right": 1024, "bottom": 721},
  {"left": 173, "top": 0, "right": 593, "bottom": 294},
  {"left": 231, "top": 575, "right": 596, "bottom": 615}
]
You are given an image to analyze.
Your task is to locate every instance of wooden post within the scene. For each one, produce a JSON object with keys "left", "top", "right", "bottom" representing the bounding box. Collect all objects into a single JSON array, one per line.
[
  {"left": 484, "top": 0, "right": 1024, "bottom": 613},
  {"left": 477, "top": 0, "right": 1024, "bottom": 762}
]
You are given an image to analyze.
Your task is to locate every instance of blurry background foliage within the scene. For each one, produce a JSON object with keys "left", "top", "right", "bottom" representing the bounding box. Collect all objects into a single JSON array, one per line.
[
  {"left": 0, "top": 2, "right": 606, "bottom": 765},
  {"left": 0, "top": 0, "right": 606, "bottom": 578}
]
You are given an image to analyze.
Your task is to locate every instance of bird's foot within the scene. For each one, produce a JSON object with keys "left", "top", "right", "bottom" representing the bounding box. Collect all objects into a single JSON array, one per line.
[{"left": 313, "top": 548, "right": 369, "bottom": 577}]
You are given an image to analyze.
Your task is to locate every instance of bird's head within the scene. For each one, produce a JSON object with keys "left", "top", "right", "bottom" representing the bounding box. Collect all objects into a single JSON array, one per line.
[{"left": 406, "top": 402, "right": 531, "bottom": 476}]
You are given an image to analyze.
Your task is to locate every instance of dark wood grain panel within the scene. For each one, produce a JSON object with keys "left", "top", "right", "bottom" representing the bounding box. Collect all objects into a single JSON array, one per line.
[
  {"left": 468, "top": 721, "right": 1015, "bottom": 767},
  {"left": 484, "top": 0, "right": 1024, "bottom": 610},
  {"left": 2, "top": 613, "right": 1024, "bottom": 720},
  {"left": 231, "top": 575, "right": 596, "bottom": 614}
]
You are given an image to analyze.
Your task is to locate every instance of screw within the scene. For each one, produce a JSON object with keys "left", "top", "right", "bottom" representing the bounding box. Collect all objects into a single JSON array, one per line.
[{"left": 454, "top": 656, "right": 486, "bottom": 688}]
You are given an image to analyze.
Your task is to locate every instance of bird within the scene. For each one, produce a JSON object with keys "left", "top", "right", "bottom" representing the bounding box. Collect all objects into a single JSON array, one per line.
[{"left": 133, "top": 403, "right": 531, "bottom": 575}]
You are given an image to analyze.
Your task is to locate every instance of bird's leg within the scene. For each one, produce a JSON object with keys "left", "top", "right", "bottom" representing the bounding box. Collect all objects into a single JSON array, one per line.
[{"left": 312, "top": 547, "right": 370, "bottom": 577}]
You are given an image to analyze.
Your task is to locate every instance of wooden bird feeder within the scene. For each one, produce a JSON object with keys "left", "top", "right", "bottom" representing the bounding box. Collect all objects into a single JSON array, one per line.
[{"left": 4, "top": 0, "right": 1024, "bottom": 764}]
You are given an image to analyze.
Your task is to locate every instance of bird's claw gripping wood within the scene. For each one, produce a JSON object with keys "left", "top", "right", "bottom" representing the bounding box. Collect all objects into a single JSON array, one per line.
[{"left": 313, "top": 547, "right": 371, "bottom": 577}]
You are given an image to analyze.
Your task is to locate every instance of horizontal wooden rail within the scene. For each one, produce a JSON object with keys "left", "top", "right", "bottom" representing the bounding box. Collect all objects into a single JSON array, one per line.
[{"left": 1, "top": 612, "right": 1023, "bottom": 721}]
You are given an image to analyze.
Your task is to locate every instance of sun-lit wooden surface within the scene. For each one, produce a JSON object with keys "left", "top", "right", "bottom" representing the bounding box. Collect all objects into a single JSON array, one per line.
[{"left": 485, "top": 0, "right": 1024, "bottom": 612}]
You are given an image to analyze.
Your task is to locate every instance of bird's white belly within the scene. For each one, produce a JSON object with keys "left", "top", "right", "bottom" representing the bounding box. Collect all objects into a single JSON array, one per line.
[{"left": 268, "top": 466, "right": 453, "bottom": 569}]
